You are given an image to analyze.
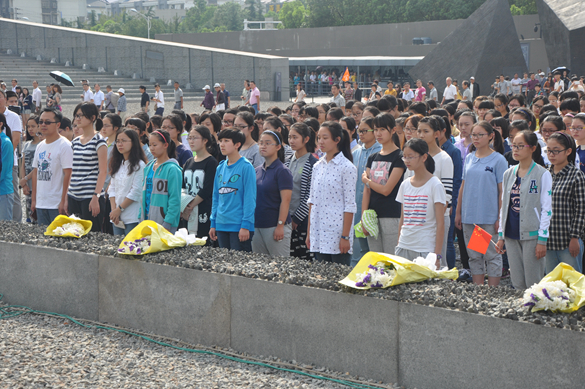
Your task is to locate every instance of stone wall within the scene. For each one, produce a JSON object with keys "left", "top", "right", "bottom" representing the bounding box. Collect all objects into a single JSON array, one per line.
[
  {"left": 1, "top": 240, "right": 584, "bottom": 389},
  {"left": 0, "top": 19, "right": 289, "bottom": 101}
]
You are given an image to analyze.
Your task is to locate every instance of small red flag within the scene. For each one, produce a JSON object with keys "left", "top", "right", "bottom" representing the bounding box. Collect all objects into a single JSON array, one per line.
[
  {"left": 467, "top": 225, "right": 492, "bottom": 254},
  {"left": 342, "top": 67, "right": 350, "bottom": 82}
]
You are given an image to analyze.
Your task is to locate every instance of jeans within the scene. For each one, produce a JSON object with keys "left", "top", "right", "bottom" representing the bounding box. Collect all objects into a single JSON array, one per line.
[
  {"left": 36, "top": 208, "right": 60, "bottom": 226},
  {"left": 216, "top": 230, "right": 254, "bottom": 252},
  {"left": 174, "top": 102, "right": 181, "bottom": 110},
  {"left": 113, "top": 222, "right": 139, "bottom": 236},
  {"left": 251, "top": 104, "right": 258, "bottom": 114},
  {"left": 0, "top": 193, "right": 14, "bottom": 221},
  {"left": 12, "top": 166, "right": 21, "bottom": 222},
  {"left": 155, "top": 107, "right": 164, "bottom": 116},
  {"left": 315, "top": 252, "right": 351, "bottom": 266},
  {"left": 546, "top": 239, "right": 584, "bottom": 273}
]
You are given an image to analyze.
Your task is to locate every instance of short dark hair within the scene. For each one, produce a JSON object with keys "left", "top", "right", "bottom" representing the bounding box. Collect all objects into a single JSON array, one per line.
[
  {"left": 218, "top": 128, "right": 246, "bottom": 151},
  {"left": 40, "top": 108, "right": 63, "bottom": 124},
  {"left": 139, "top": 85, "right": 146, "bottom": 90}
]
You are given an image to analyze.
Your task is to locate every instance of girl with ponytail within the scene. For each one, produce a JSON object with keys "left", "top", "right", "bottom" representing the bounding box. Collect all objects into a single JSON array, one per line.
[
  {"left": 395, "top": 138, "right": 446, "bottom": 262},
  {"left": 456, "top": 121, "right": 508, "bottom": 286},
  {"left": 306, "top": 121, "right": 357, "bottom": 265}
]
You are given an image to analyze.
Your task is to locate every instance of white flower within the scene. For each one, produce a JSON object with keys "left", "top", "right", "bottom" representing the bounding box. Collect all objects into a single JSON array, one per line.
[
  {"left": 118, "top": 236, "right": 152, "bottom": 255},
  {"left": 522, "top": 281, "right": 575, "bottom": 312},
  {"left": 53, "top": 222, "right": 85, "bottom": 237}
]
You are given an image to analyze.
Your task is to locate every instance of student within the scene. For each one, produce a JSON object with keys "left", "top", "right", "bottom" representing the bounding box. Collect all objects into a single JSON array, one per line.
[
  {"left": 209, "top": 128, "right": 257, "bottom": 251},
  {"left": 234, "top": 111, "right": 263, "bottom": 168},
  {"left": 571, "top": 113, "right": 585, "bottom": 174},
  {"left": 141, "top": 130, "right": 182, "bottom": 233},
  {"left": 539, "top": 114, "right": 564, "bottom": 166},
  {"left": 101, "top": 113, "right": 121, "bottom": 190},
  {"left": 0, "top": 114, "right": 13, "bottom": 220},
  {"left": 454, "top": 110, "right": 476, "bottom": 165},
  {"left": 19, "top": 115, "right": 42, "bottom": 222},
  {"left": 351, "top": 116, "right": 382, "bottom": 264},
  {"left": 125, "top": 117, "right": 154, "bottom": 163},
  {"left": 108, "top": 129, "right": 147, "bottom": 235},
  {"left": 545, "top": 132, "right": 585, "bottom": 273},
  {"left": 496, "top": 131, "right": 552, "bottom": 289},
  {"left": 395, "top": 138, "right": 446, "bottom": 261},
  {"left": 503, "top": 120, "right": 531, "bottom": 166},
  {"left": 31, "top": 109, "right": 72, "bottom": 226},
  {"left": 361, "top": 114, "right": 406, "bottom": 254},
  {"left": 182, "top": 125, "right": 218, "bottom": 238},
  {"left": 263, "top": 116, "right": 293, "bottom": 163},
  {"left": 285, "top": 123, "right": 318, "bottom": 260},
  {"left": 162, "top": 114, "right": 192, "bottom": 168},
  {"left": 69, "top": 102, "right": 107, "bottom": 231},
  {"left": 307, "top": 121, "right": 357, "bottom": 265},
  {"left": 455, "top": 121, "right": 508, "bottom": 285},
  {"left": 252, "top": 130, "right": 293, "bottom": 257},
  {"left": 404, "top": 116, "right": 454, "bottom": 265},
  {"left": 58, "top": 117, "right": 74, "bottom": 142}
]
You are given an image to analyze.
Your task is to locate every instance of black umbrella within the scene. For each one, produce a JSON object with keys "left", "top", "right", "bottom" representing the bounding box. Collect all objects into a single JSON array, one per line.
[
  {"left": 49, "top": 71, "right": 75, "bottom": 87},
  {"left": 552, "top": 66, "right": 570, "bottom": 74}
]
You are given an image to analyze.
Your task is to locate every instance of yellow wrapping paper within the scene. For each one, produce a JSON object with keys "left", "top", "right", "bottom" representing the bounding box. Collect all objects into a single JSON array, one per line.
[
  {"left": 536, "top": 263, "right": 585, "bottom": 313},
  {"left": 44, "top": 215, "right": 92, "bottom": 238},
  {"left": 118, "top": 220, "right": 187, "bottom": 255},
  {"left": 339, "top": 251, "right": 459, "bottom": 289}
]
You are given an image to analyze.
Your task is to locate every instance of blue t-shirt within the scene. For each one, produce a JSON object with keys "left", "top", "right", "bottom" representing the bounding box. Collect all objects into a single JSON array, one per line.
[
  {"left": 576, "top": 145, "right": 585, "bottom": 174},
  {"left": 461, "top": 151, "right": 508, "bottom": 225},
  {"left": 255, "top": 159, "right": 293, "bottom": 228},
  {"left": 505, "top": 176, "right": 521, "bottom": 239},
  {"left": 145, "top": 166, "right": 154, "bottom": 219}
]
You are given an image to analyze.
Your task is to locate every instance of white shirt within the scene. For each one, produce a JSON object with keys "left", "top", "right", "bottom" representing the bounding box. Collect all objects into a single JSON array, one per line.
[
  {"left": 32, "top": 137, "right": 73, "bottom": 209},
  {"left": 554, "top": 80, "right": 565, "bottom": 92},
  {"left": 307, "top": 153, "right": 357, "bottom": 254},
  {"left": 3, "top": 108, "right": 22, "bottom": 167},
  {"left": 443, "top": 85, "right": 457, "bottom": 100},
  {"left": 404, "top": 150, "right": 453, "bottom": 214},
  {"left": 32, "top": 87, "right": 42, "bottom": 108},
  {"left": 83, "top": 89, "right": 94, "bottom": 102},
  {"left": 511, "top": 77, "right": 522, "bottom": 94},
  {"left": 402, "top": 90, "right": 415, "bottom": 101},
  {"left": 108, "top": 160, "right": 146, "bottom": 224},
  {"left": 93, "top": 90, "right": 105, "bottom": 107},
  {"left": 155, "top": 90, "right": 165, "bottom": 108},
  {"left": 396, "top": 176, "right": 447, "bottom": 253}
]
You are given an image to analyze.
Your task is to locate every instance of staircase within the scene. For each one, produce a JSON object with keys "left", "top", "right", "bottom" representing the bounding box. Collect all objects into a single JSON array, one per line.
[{"left": 0, "top": 54, "right": 203, "bottom": 103}]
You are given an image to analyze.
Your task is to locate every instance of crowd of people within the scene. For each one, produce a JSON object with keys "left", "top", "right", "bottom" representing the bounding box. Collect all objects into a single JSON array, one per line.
[{"left": 1, "top": 67, "right": 585, "bottom": 291}]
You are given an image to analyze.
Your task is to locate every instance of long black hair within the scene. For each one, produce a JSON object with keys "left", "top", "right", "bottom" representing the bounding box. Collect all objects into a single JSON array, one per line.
[
  {"left": 151, "top": 129, "right": 176, "bottom": 159},
  {"left": 193, "top": 125, "right": 217, "bottom": 155},
  {"left": 126, "top": 117, "right": 148, "bottom": 145},
  {"left": 110, "top": 128, "right": 147, "bottom": 176},
  {"left": 172, "top": 109, "right": 192, "bottom": 133},
  {"left": 264, "top": 116, "right": 289, "bottom": 145},
  {"left": 341, "top": 116, "right": 357, "bottom": 140},
  {"left": 73, "top": 102, "right": 102, "bottom": 131},
  {"left": 289, "top": 122, "right": 315, "bottom": 153},
  {"left": 199, "top": 112, "right": 222, "bottom": 135},
  {"left": 261, "top": 130, "right": 285, "bottom": 162},
  {"left": 373, "top": 113, "right": 400, "bottom": 148},
  {"left": 548, "top": 131, "right": 576, "bottom": 164},
  {"left": 490, "top": 117, "right": 510, "bottom": 139},
  {"left": 26, "top": 114, "right": 39, "bottom": 141},
  {"left": 0, "top": 113, "right": 12, "bottom": 144},
  {"left": 320, "top": 121, "right": 352, "bottom": 162},
  {"left": 470, "top": 121, "right": 505, "bottom": 155},
  {"left": 162, "top": 114, "right": 184, "bottom": 143},
  {"left": 515, "top": 130, "right": 545, "bottom": 166},
  {"left": 236, "top": 111, "right": 259, "bottom": 142},
  {"left": 404, "top": 138, "right": 435, "bottom": 174}
]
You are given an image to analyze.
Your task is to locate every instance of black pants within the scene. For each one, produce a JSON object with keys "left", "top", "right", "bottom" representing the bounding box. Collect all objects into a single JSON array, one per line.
[
  {"left": 68, "top": 196, "right": 102, "bottom": 232},
  {"left": 456, "top": 226, "right": 469, "bottom": 269}
]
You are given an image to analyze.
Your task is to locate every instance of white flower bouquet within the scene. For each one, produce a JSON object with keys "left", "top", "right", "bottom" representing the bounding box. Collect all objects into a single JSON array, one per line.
[
  {"left": 118, "top": 236, "right": 152, "bottom": 255},
  {"left": 523, "top": 280, "right": 576, "bottom": 312},
  {"left": 52, "top": 221, "right": 86, "bottom": 237},
  {"left": 355, "top": 262, "right": 395, "bottom": 288}
]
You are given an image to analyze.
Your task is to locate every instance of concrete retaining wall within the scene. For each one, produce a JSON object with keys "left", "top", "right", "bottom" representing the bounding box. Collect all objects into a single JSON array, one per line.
[
  {"left": 1, "top": 240, "right": 583, "bottom": 388},
  {"left": 0, "top": 19, "right": 289, "bottom": 101}
]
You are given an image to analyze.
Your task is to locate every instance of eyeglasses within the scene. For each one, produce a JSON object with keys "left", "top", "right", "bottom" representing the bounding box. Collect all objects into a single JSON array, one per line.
[
  {"left": 292, "top": 109, "right": 300, "bottom": 113},
  {"left": 74, "top": 115, "right": 85, "bottom": 120},
  {"left": 38, "top": 120, "right": 58, "bottom": 125},
  {"left": 233, "top": 124, "right": 249, "bottom": 130},
  {"left": 115, "top": 139, "right": 131, "bottom": 145},
  {"left": 546, "top": 148, "right": 567, "bottom": 155},
  {"left": 187, "top": 137, "right": 202, "bottom": 141},
  {"left": 258, "top": 141, "right": 277, "bottom": 147},
  {"left": 401, "top": 155, "right": 420, "bottom": 162},
  {"left": 541, "top": 129, "right": 557, "bottom": 135},
  {"left": 511, "top": 144, "right": 531, "bottom": 150},
  {"left": 161, "top": 126, "right": 176, "bottom": 131},
  {"left": 404, "top": 127, "right": 416, "bottom": 133},
  {"left": 570, "top": 126, "right": 585, "bottom": 132},
  {"left": 222, "top": 120, "right": 234, "bottom": 126},
  {"left": 350, "top": 112, "right": 363, "bottom": 118},
  {"left": 533, "top": 104, "right": 544, "bottom": 109},
  {"left": 470, "top": 133, "right": 489, "bottom": 139},
  {"left": 358, "top": 129, "right": 374, "bottom": 134}
]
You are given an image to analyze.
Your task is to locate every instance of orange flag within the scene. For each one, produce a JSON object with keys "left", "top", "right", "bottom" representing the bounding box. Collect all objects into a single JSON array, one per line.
[
  {"left": 467, "top": 225, "right": 492, "bottom": 254},
  {"left": 342, "top": 67, "right": 350, "bottom": 82}
]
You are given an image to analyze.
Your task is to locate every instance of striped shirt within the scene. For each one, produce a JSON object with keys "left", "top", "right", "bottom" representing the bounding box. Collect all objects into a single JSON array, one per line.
[{"left": 68, "top": 134, "right": 107, "bottom": 200}]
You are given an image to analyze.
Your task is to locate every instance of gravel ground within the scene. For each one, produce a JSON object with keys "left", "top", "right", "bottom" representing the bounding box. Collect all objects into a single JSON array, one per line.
[
  {"left": 0, "top": 312, "right": 390, "bottom": 389},
  {"left": 1, "top": 220, "right": 584, "bottom": 332}
]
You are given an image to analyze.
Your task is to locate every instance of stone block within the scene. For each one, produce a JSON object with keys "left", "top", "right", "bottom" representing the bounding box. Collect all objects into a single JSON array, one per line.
[
  {"left": 398, "top": 302, "right": 585, "bottom": 389},
  {"left": 0, "top": 242, "right": 99, "bottom": 320},
  {"left": 98, "top": 256, "right": 231, "bottom": 348},
  {"left": 230, "top": 276, "right": 399, "bottom": 383}
]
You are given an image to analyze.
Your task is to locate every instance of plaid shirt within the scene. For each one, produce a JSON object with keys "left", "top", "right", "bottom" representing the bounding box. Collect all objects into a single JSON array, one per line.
[{"left": 547, "top": 164, "right": 585, "bottom": 251}]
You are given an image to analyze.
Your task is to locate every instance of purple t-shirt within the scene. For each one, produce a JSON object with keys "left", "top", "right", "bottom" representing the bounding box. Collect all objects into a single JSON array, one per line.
[
  {"left": 255, "top": 159, "right": 293, "bottom": 228},
  {"left": 454, "top": 139, "right": 471, "bottom": 165}
]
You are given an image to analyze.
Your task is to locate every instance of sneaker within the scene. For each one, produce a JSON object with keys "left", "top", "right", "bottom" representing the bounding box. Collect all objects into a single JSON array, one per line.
[{"left": 501, "top": 268, "right": 510, "bottom": 279}]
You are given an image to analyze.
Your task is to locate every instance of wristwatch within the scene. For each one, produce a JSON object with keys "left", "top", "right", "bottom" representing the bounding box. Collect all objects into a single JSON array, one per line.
[
  {"left": 341, "top": 235, "right": 350, "bottom": 240},
  {"left": 278, "top": 220, "right": 284, "bottom": 225},
  {"left": 118, "top": 205, "right": 125, "bottom": 212},
  {"left": 93, "top": 192, "right": 99, "bottom": 197}
]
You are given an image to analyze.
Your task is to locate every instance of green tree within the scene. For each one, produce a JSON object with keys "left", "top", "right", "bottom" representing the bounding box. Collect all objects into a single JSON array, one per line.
[
  {"left": 279, "top": 0, "right": 306, "bottom": 29},
  {"left": 510, "top": 0, "right": 537, "bottom": 15},
  {"left": 213, "top": 2, "right": 244, "bottom": 31}
]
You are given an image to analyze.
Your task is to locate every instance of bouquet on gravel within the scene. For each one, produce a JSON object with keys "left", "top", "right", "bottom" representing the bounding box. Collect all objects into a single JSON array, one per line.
[
  {"left": 354, "top": 262, "right": 395, "bottom": 288},
  {"left": 118, "top": 236, "right": 152, "bottom": 255},
  {"left": 44, "top": 215, "right": 93, "bottom": 238}
]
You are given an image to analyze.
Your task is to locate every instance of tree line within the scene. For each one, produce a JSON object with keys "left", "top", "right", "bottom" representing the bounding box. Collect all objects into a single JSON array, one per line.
[{"left": 66, "top": 0, "right": 537, "bottom": 38}]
